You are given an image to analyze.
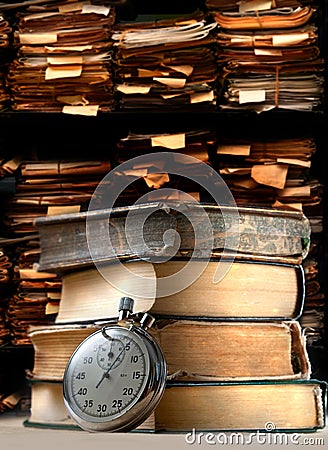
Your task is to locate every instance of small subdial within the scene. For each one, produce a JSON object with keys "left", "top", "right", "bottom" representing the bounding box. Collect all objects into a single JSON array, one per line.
[{"left": 97, "top": 338, "right": 125, "bottom": 370}]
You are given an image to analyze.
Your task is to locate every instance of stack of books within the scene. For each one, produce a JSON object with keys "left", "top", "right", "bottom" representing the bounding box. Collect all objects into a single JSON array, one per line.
[{"left": 22, "top": 200, "right": 327, "bottom": 432}]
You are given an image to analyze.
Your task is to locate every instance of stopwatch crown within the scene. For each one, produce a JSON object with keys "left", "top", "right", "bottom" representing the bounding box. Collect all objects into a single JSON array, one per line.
[
  {"left": 119, "top": 296, "right": 134, "bottom": 312},
  {"left": 118, "top": 297, "right": 134, "bottom": 321}
]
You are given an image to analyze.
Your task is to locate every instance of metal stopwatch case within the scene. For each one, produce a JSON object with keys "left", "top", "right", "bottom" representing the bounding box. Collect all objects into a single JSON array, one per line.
[{"left": 63, "top": 297, "right": 167, "bottom": 432}]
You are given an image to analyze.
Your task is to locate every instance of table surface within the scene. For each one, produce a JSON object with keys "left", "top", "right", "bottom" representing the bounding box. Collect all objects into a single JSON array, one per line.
[{"left": 1, "top": 413, "right": 327, "bottom": 450}]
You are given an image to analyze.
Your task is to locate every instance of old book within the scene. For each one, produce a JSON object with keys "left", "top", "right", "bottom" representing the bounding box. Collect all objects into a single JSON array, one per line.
[
  {"left": 26, "top": 324, "right": 97, "bottom": 381},
  {"left": 146, "top": 379, "right": 327, "bottom": 432},
  {"left": 23, "top": 379, "right": 327, "bottom": 432},
  {"left": 34, "top": 202, "right": 311, "bottom": 272},
  {"left": 154, "top": 320, "right": 310, "bottom": 381},
  {"left": 27, "top": 319, "right": 310, "bottom": 382},
  {"left": 54, "top": 258, "right": 305, "bottom": 322}
]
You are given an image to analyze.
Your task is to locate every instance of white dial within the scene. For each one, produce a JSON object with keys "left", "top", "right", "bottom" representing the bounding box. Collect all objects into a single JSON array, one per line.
[
  {"left": 63, "top": 300, "right": 167, "bottom": 433},
  {"left": 64, "top": 326, "right": 150, "bottom": 424}
]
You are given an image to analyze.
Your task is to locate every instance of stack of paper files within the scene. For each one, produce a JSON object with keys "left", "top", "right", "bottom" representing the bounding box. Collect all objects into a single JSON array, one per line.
[
  {"left": 2, "top": 159, "right": 111, "bottom": 234},
  {"left": 0, "top": 158, "right": 111, "bottom": 345},
  {"left": 0, "top": 12, "right": 12, "bottom": 110},
  {"left": 0, "top": 247, "right": 12, "bottom": 345},
  {"left": 6, "top": 243, "right": 61, "bottom": 345},
  {"left": 206, "top": 0, "right": 324, "bottom": 112},
  {"left": 112, "top": 128, "right": 217, "bottom": 205},
  {"left": 215, "top": 136, "right": 320, "bottom": 207},
  {"left": 6, "top": 0, "right": 116, "bottom": 114},
  {"left": 112, "top": 10, "right": 218, "bottom": 111}
]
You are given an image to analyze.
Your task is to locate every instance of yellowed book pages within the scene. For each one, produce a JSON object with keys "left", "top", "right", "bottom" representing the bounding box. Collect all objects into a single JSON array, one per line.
[
  {"left": 152, "top": 320, "right": 309, "bottom": 380},
  {"left": 25, "top": 380, "right": 326, "bottom": 432},
  {"left": 57, "top": 261, "right": 156, "bottom": 324},
  {"left": 151, "top": 259, "right": 302, "bottom": 319},
  {"left": 56, "top": 259, "right": 303, "bottom": 323},
  {"left": 152, "top": 382, "right": 325, "bottom": 431},
  {"left": 27, "top": 319, "right": 309, "bottom": 381}
]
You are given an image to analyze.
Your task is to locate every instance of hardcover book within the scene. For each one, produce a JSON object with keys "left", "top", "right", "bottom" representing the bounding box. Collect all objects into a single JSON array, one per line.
[
  {"left": 34, "top": 201, "right": 311, "bottom": 272},
  {"left": 24, "top": 379, "right": 327, "bottom": 433},
  {"left": 54, "top": 257, "right": 305, "bottom": 322},
  {"left": 27, "top": 319, "right": 310, "bottom": 382}
]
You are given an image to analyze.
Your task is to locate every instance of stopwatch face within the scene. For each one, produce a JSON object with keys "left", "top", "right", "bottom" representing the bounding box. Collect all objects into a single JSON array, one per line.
[{"left": 63, "top": 326, "right": 157, "bottom": 431}]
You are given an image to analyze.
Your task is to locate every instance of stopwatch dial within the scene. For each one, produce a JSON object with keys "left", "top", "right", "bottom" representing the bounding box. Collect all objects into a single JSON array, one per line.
[
  {"left": 65, "top": 328, "right": 150, "bottom": 423},
  {"left": 96, "top": 338, "right": 125, "bottom": 370}
]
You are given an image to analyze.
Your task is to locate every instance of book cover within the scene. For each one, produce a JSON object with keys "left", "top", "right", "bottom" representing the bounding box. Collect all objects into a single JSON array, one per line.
[{"left": 34, "top": 202, "right": 311, "bottom": 272}]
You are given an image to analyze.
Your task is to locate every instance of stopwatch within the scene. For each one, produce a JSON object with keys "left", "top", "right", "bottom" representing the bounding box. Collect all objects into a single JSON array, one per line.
[{"left": 63, "top": 297, "right": 167, "bottom": 432}]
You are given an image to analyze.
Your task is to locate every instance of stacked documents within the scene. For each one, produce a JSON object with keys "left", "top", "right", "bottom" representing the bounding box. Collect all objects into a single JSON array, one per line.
[
  {"left": 6, "top": 0, "right": 116, "bottom": 114},
  {"left": 207, "top": 0, "right": 324, "bottom": 112},
  {"left": 215, "top": 136, "right": 321, "bottom": 207},
  {"left": 112, "top": 10, "right": 218, "bottom": 111},
  {"left": 0, "top": 13, "right": 12, "bottom": 110},
  {"left": 112, "top": 128, "right": 217, "bottom": 205},
  {"left": 2, "top": 159, "right": 111, "bottom": 234}
]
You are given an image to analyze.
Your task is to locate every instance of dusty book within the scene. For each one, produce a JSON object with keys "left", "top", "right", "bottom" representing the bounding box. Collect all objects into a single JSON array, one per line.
[
  {"left": 34, "top": 201, "right": 311, "bottom": 273},
  {"left": 23, "top": 379, "right": 327, "bottom": 433},
  {"left": 27, "top": 319, "right": 310, "bottom": 382}
]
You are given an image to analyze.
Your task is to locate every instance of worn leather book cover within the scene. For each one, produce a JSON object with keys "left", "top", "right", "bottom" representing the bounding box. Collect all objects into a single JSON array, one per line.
[{"left": 34, "top": 201, "right": 311, "bottom": 272}]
